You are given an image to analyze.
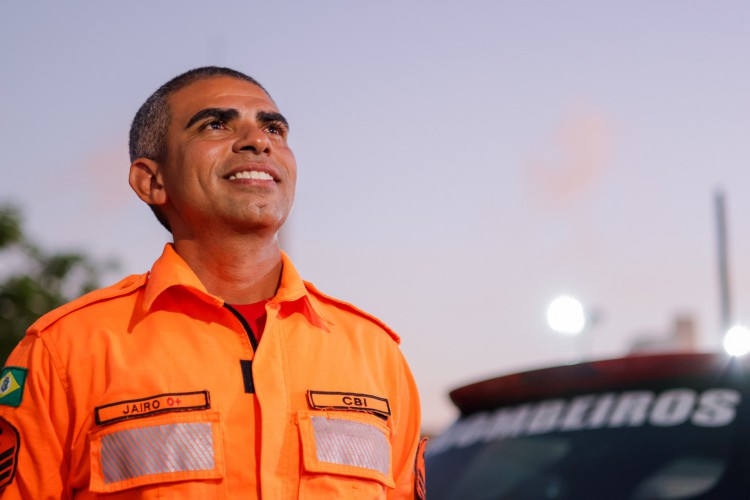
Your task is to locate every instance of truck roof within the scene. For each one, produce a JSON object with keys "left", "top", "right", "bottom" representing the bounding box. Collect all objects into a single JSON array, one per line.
[{"left": 450, "top": 352, "right": 744, "bottom": 416}]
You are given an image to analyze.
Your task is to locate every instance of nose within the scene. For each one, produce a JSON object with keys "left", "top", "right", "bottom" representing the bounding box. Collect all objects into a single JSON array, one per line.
[{"left": 234, "top": 124, "right": 271, "bottom": 155}]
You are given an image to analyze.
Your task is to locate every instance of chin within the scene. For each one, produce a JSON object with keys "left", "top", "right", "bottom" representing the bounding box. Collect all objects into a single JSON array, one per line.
[{"left": 231, "top": 214, "right": 285, "bottom": 235}]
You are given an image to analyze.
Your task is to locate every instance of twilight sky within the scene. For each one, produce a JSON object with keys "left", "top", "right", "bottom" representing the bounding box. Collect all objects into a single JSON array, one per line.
[{"left": 2, "top": 1, "right": 749, "bottom": 431}]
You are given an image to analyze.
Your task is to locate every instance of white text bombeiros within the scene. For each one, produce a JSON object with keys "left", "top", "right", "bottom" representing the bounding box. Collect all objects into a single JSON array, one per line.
[{"left": 427, "top": 388, "right": 740, "bottom": 456}]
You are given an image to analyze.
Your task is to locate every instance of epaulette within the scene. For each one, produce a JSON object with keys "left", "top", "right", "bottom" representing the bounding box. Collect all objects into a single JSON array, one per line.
[
  {"left": 303, "top": 281, "right": 401, "bottom": 344},
  {"left": 27, "top": 273, "right": 147, "bottom": 336}
]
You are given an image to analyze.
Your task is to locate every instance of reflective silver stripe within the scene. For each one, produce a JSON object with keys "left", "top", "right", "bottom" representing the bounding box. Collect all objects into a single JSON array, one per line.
[
  {"left": 311, "top": 416, "right": 390, "bottom": 475},
  {"left": 101, "top": 422, "right": 214, "bottom": 484}
]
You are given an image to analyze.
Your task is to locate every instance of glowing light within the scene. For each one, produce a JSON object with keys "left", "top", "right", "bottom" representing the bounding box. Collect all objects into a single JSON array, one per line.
[
  {"left": 547, "top": 296, "right": 587, "bottom": 336},
  {"left": 723, "top": 325, "right": 750, "bottom": 357}
]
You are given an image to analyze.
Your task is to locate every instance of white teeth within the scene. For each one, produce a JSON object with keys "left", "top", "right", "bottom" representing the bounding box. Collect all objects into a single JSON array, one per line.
[{"left": 228, "top": 171, "right": 273, "bottom": 180}]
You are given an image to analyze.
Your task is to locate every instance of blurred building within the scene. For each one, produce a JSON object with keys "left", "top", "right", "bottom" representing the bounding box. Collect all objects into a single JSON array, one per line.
[{"left": 628, "top": 314, "right": 698, "bottom": 354}]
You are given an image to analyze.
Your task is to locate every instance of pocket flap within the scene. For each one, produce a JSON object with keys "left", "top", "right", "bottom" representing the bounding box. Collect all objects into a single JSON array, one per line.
[
  {"left": 298, "top": 411, "right": 394, "bottom": 488},
  {"left": 89, "top": 412, "right": 225, "bottom": 493}
]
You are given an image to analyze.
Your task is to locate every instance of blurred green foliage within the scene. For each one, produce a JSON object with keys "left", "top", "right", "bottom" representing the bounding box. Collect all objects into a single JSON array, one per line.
[{"left": 0, "top": 204, "right": 116, "bottom": 364}]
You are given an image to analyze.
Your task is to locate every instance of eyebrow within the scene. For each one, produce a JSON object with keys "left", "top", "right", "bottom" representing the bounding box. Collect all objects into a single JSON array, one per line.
[
  {"left": 184, "top": 108, "right": 289, "bottom": 131},
  {"left": 185, "top": 108, "right": 239, "bottom": 129},
  {"left": 257, "top": 111, "right": 290, "bottom": 131}
]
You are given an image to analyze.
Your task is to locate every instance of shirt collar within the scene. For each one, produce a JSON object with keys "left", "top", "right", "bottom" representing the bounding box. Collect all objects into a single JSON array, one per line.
[
  {"left": 142, "top": 244, "right": 328, "bottom": 325},
  {"left": 142, "top": 244, "right": 218, "bottom": 311}
]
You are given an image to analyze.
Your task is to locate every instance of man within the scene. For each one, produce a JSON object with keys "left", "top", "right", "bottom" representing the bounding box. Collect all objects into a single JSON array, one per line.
[{"left": 0, "top": 66, "right": 425, "bottom": 498}]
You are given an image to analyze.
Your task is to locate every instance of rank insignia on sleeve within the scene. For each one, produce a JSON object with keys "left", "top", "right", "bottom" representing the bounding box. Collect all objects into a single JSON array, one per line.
[
  {"left": 0, "top": 368, "right": 27, "bottom": 408},
  {"left": 415, "top": 437, "right": 427, "bottom": 500},
  {"left": 0, "top": 417, "right": 19, "bottom": 488}
]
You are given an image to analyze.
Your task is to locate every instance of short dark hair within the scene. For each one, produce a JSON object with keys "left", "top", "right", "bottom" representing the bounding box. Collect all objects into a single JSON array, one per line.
[{"left": 129, "top": 66, "right": 268, "bottom": 232}]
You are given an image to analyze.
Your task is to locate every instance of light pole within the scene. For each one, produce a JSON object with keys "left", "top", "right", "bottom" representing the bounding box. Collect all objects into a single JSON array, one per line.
[{"left": 714, "top": 190, "right": 750, "bottom": 357}]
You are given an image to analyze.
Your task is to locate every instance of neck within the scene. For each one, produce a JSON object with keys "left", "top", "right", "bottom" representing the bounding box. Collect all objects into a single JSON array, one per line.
[{"left": 173, "top": 234, "right": 283, "bottom": 304}]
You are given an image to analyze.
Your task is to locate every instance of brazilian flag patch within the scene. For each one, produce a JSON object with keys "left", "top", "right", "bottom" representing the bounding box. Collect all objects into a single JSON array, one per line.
[{"left": 0, "top": 367, "right": 27, "bottom": 408}]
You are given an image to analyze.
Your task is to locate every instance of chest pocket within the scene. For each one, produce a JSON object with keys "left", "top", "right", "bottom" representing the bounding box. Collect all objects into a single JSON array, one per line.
[
  {"left": 298, "top": 410, "right": 394, "bottom": 496},
  {"left": 88, "top": 411, "right": 225, "bottom": 497}
]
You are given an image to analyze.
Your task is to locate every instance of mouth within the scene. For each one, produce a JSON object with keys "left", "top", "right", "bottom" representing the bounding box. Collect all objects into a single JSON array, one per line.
[
  {"left": 227, "top": 170, "right": 274, "bottom": 181},
  {"left": 224, "top": 165, "right": 279, "bottom": 182}
]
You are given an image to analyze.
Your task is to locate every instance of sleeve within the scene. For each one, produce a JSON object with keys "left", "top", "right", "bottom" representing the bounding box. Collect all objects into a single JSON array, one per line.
[
  {"left": 0, "top": 334, "right": 72, "bottom": 499},
  {"left": 388, "top": 349, "right": 426, "bottom": 500}
]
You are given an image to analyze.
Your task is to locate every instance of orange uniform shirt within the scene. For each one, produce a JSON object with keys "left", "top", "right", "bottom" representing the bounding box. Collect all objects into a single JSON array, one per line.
[{"left": 0, "top": 245, "right": 423, "bottom": 499}]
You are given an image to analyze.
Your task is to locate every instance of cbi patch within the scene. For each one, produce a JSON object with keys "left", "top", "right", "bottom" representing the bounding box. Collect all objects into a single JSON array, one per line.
[
  {"left": 95, "top": 391, "right": 210, "bottom": 426},
  {"left": 307, "top": 390, "right": 391, "bottom": 419},
  {"left": 0, "top": 368, "right": 27, "bottom": 408},
  {"left": 0, "top": 417, "right": 19, "bottom": 489}
]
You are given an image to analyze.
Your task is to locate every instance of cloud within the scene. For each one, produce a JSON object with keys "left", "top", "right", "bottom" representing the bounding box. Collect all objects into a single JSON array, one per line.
[
  {"left": 526, "top": 100, "right": 614, "bottom": 212},
  {"left": 80, "top": 141, "right": 132, "bottom": 211}
]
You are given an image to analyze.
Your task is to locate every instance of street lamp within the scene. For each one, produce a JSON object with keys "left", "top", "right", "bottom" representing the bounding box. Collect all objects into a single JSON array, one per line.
[
  {"left": 547, "top": 295, "right": 587, "bottom": 336},
  {"left": 723, "top": 325, "right": 750, "bottom": 357},
  {"left": 547, "top": 295, "right": 599, "bottom": 361}
]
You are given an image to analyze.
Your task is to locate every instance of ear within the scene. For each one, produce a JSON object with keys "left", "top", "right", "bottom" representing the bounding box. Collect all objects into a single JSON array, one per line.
[{"left": 129, "top": 158, "right": 168, "bottom": 206}]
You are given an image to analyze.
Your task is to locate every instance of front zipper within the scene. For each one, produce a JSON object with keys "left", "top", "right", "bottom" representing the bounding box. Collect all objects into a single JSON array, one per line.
[
  {"left": 223, "top": 303, "right": 259, "bottom": 351},
  {"left": 224, "top": 303, "right": 258, "bottom": 394}
]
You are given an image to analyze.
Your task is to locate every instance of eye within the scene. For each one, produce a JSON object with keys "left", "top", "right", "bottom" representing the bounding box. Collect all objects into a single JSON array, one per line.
[
  {"left": 266, "top": 122, "right": 287, "bottom": 137},
  {"left": 202, "top": 119, "right": 227, "bottom": 131}
]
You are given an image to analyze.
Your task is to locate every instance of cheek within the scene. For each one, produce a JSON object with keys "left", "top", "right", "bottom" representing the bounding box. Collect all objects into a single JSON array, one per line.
[
  {"left": 184, "top": 142, "right": 224, "bottom": 166},
  {"left": 173, "top": 146, "right": 224, "bottom": 189},
  {"left": 286, "top": 169, "right": 298, "bottom": 200},
  {"left": 282, "top": 150, "right": 298, "bottom": 183}
]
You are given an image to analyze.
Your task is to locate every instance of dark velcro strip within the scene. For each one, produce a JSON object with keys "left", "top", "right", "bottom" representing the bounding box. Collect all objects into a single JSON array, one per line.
[{"left": 240, "top": 360, "right": 255, "bottom": 394}]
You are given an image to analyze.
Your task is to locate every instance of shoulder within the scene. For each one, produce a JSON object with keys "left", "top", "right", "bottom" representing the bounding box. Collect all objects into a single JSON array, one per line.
[
  {"left": 27, "top": 273, "right": 147, "bottom": 336},
  {"left": 303, "top": 281, "right": 401, "bottom": 344}
]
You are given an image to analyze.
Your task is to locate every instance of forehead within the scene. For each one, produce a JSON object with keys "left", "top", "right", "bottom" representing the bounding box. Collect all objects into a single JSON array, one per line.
[{"left": 168, "top": 77, "right": 278, "bottom": 120}]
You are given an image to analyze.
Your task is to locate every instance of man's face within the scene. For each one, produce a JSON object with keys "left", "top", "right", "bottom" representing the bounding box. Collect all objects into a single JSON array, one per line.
[{"left": 158, "top": 76, "right": 296, "bottom": 239}]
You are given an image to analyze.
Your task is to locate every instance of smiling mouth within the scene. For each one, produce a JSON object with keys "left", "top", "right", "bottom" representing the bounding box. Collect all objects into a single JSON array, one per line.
[{"left": 226, "top": 170, "right": 274, "bottom": 181}]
